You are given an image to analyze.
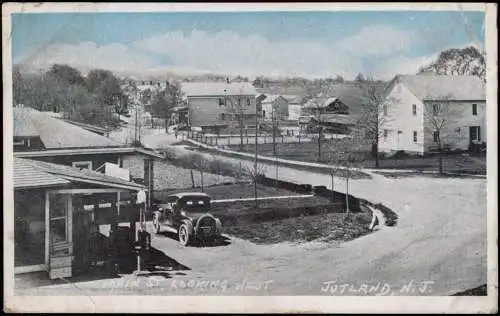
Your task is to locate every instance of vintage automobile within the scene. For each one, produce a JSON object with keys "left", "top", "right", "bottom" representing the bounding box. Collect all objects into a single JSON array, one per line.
[{"left": 152, "top": 192, "right": 222, "bottom": 246}]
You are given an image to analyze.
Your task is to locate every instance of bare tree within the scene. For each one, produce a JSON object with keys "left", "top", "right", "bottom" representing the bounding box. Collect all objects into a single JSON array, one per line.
[
  {"left": 243, "top": 162, "right": 268, "bottom": 208},
  {"left": 355, "top": 77, "right": 388, "bottom": 168},
  {"left": 423, "top": 94, "right": 459, "bottom": 174},
  {"left": 224, "top": 86, "right": 252, "bottom": 151},
  {"left": 184, "top": 153, "right": 212, "bottom": 191},
  {"left": 328, "top": 131, "right": 364, "bottom": 217}
]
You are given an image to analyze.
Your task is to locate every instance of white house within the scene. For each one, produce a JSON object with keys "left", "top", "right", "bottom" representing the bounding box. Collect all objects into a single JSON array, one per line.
[
  {"left": 378, "top": 75, "right": 486, "bottom": 155},
  {"left": 182, "top": 82, "right": 258, "bottom": 131},
  {"left": 260, "top": 94, "right": 289, "bottom": 121}
]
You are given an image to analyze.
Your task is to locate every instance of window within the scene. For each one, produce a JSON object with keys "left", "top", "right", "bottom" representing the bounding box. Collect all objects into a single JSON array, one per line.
[
  {"left": 49, "top": 194, "right": 69, "bottom": 244},
  {"left": 383, "top": 104, "right": 388, "bottom": 116},
  {"left": 72, "top": 161, "right": 92, "bottom": 170},
  {"left": 432, "top": 104, "right": 439, "bottom": 116},
  {"left": 383, "top": 129, "right": 389, "bottom": 140},
  {"left": 247, "top": 98, "right": 251, "bottom": 107},
  {"left": 433, "top": 131, "right": 440, "bottom": 143},
  {"left": 13, "top": 139, "right": 25, "bottom": 146},
  {"left": 412, "top": 104, "right": 417, "bottom": 116},
  {"left": 218, "top": 98, "right": 225, "bottom": 107},
  {"left": 220, "top": 113, "right": 225, "bottom": 121},
  {"left": 413, "top": 131, "right": 417, "bottom": 143},
  {"left": 472, "top": 103, "right": 477, "bottom": 116}
]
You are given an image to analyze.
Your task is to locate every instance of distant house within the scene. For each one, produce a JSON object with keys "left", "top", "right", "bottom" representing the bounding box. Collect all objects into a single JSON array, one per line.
[
  {"left": 298, "top": 97, "right": 352, "bottom": 134},
  {"left": 260, "top": 94, "right": 289, "bottom": 121},
  {"left": 13, "top": 157, "right": 144, "bottom": 278},
  {"left": 301, "top": 97, "right": 349, "bottom": 116},
  {"left": 378, "top": 75, "right": 486, "bottom": 154},
  {"left": 13, "top": 107, "right": 163, "bottom": 199},
  {"left": 182, "top": 82, "right": 258, "bottom": 132}
]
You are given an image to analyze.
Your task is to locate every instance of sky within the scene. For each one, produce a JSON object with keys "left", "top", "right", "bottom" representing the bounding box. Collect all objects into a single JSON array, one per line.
[{"left": 11, "top": 10, "right": 485, "bottom": 80}]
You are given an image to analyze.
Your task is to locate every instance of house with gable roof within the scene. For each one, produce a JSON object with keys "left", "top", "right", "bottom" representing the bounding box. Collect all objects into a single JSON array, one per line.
[
  {"left": 378, "top": 74, "right": 486, "bottom": 155},
  {"left": 182, "top": 81, "right": 258, "bottom": 132}
]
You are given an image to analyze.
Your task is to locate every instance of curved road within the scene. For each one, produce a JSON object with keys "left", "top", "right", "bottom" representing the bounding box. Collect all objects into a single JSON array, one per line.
[{"left": 170, "top": 146, "right": 488, "bottom": 296}]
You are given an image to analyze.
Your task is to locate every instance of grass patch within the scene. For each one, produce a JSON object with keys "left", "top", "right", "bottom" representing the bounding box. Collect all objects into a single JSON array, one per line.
[
  {"left": 230, "top": 140, "right": 371, "bottom": 163},
  {"left": 184, "top": 144, "right": 372, "bottom": 180},
  {"left": 223, "top": 211, "right": 373, "bottom": 245},
  {"left": 227, "top": 142, "right": 486, "bottom": 175}
]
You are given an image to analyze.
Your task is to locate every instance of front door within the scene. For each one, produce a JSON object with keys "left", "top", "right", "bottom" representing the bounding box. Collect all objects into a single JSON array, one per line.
[
  {"left": 469, "top": 126, "right": 481, "bottom": 144},
  {"left": 48, "top": 193, "right": 73, "bottom": 279}
]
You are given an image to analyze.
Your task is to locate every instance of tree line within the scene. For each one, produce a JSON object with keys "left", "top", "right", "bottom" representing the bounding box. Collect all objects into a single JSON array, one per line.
[{"left": 13, "top": 64, "right": 129, "bottom": 129}]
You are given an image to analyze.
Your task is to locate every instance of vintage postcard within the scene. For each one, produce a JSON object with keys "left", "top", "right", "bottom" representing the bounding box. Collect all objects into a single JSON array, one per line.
[{"left": 3, "top": 2, "right": 498, "bottom": 314}]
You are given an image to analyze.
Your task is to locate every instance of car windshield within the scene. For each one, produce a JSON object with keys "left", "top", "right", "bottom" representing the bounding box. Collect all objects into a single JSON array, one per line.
[{"left": 178, "top": 197, "right": 210, "bottom": 212}]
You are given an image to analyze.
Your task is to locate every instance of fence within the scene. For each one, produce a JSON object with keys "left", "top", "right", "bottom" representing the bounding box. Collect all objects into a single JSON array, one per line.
[{"left": 185, "top": 130, "right": 316, "bottom": 147}]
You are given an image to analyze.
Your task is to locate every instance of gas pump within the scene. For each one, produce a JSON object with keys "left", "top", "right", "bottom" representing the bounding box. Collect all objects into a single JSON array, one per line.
[{"left": 134, "top": 189, "right": 151, "bottom": 273}]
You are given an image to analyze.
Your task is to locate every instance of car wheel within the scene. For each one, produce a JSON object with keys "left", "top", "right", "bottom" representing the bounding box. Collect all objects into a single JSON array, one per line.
[
  {"left": 153, "top": 214, "right": 161, "bottom": 234},
  {"left": 178, "top": 224, "right": 191, "bottom": 246}
]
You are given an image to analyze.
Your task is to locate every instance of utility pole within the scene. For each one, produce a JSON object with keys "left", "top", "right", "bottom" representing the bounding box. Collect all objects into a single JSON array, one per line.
[
  {"left": 254, "top": 94, "right": 259, "bottom": 208},
  {"left": 272, "top": 106, "right": 279, "bottom": 182},
  {"left": 272, "top": 108, "right": 276, "bottom": 157},
  {"left": 134, "top": 106, "right": 138, "bottom": 145}
]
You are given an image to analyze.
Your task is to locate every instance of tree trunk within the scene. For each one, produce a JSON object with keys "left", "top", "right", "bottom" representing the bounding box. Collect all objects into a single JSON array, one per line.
[
  {"left": 200, "top": 170, "right": 204, "bottom": 192},
  {"left": 239, "top": 120, "right": 244, "bottom": 151},
  {"left": 190, "top": 169, "right": 195, "bottom": 188},
  {"left": 254, "top": 179, "right": 258, "bottom": 208},
  {"left": 437, "top": 136, "right": 444, "bottom": 174},
  {"left": 272, "top": 120, "right": 277, "bottom": 157},
  {"left": 318, "top": 127, "right": 322, "bottom": 162},
  {"left": 345, "top": 176, "right": 350, "bottom": 216},
  {"left": 438, "top": 143, "right": 444, "bottom": 175}
]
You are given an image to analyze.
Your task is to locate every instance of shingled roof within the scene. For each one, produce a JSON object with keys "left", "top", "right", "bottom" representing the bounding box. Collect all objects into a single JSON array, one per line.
[
  {"left": 396, "top": 75, "right": 485, "bottom": 101},
  {"left": 13, "top": 107, "right": 122, "bottom": 149},
  {"left": 14, "top": 158, "right": 70, "bottom": 189},
  {"left": 14, "top": 158, "right": 145, "bottom": 190}
]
